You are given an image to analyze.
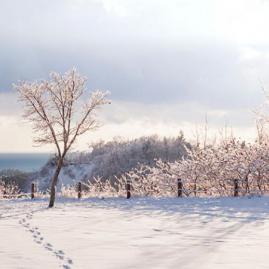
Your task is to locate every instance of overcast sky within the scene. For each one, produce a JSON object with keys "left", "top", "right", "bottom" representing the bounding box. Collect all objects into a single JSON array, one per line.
[{"left": 1, "top": 0, "right": 269, "bottom": 152}]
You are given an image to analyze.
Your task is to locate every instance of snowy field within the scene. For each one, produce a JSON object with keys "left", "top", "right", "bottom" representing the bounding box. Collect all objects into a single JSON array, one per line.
[{"left": 1, "top": 197, "right": 269, "bottom": 269}]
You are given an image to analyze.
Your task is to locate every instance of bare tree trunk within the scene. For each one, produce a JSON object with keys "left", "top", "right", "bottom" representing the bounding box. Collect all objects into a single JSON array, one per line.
[
  {"left": 244, "top": 171, "right": 250, "bottom": 195},
  {"left": 48, "top": 158, "right": 64, "bottom": 208},
  {"left": 194, "top": 177, "right": 197, "bottom": 197},
  {"left": 257, "top": 172, "right": 262, "bottom": 194}
]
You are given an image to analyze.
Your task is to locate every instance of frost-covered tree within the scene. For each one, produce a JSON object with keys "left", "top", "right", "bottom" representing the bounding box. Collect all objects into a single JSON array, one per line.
[
  {"left": 15, "top": 69, "right": 110, "bottom": 207},
  {"left": 115, "top": 130, "right": 269, "bottom": 198}
]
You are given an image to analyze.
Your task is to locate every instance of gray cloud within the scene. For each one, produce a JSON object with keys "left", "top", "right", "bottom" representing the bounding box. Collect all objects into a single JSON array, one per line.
[
  {"left": 0, "top": 42, "right": 264, "bottom": 109},
  {"left": 0, "top": 0, "right": 267, "bottom": 125}
]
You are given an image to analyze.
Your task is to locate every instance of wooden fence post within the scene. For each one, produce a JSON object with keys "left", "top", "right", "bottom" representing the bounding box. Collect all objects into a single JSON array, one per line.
[
  {"left": 177, "top": 178, "right": 183, "bottom": 197},
  {"left": 78, "top": 182, "right": 82, "bottom": 199},
  {"left": 234, "top": 179, "right": 239, "bottom": 197},
  {"left": 31, "top": 183, "right": 35, "bottom": 199},
  {"left": 126, "top": 179, "right": 131, "bottom": 199}
]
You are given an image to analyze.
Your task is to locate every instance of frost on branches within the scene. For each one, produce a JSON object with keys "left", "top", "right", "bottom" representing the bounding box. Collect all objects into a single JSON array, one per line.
[
  {"left": 134, "top": 137, "right": 269, "bottom": 197},
  {"left": 0, "top": 180, "right": 20, "bottom": 199},
  {"left": 58, "top": 133, "right": 269, "bottom": 198},
  {"left": 15, "top": 69, "right": 110, "bottom": 207},
  {"left": 141, "top": 137, "right": 269, "bottom": 197}
]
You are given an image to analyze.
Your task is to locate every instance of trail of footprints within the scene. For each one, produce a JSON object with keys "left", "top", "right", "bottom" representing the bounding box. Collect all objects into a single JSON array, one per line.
[{"left": 18, "top": 212, "right": 73, "bottom": 269}]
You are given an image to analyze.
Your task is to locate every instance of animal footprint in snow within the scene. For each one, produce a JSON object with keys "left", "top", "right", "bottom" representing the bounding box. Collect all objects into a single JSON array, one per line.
[
  {"left": 44, "top": 243, "right": 52, "bottom": 249},
  {"left": 54, "top": 250, "right": 64, "bottom": 260},
  {"left": 44, "top": 243, "right": 53, "bottom": 251},
  {"left": 45, "top": 246, "right": 53, "bottom": 251}
]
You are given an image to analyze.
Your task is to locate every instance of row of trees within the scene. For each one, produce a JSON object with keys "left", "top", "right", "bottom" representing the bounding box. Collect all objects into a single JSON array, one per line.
[
  {"left": 67, "top": 134, "right": 189, "bottom": 178},
  {"left": 134, "top": 137, "right": 269, "bottom": 197},
  {"left": 57, "top": 132, "right": 269, "bottom": 198},
  {"left": 3, "top": 134, "right": 269, "bottom": 199}
]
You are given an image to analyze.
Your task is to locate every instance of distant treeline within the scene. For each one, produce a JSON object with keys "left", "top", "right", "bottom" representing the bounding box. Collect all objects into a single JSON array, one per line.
[
  {"left": 71, "top": 134, "right": 189, "bottom": 178},
  {"left": 32, "top": 134, "right": 189, "bottom": 189},
  {"left": 0, "top": 134, "right": 190, "bottom": 191}
]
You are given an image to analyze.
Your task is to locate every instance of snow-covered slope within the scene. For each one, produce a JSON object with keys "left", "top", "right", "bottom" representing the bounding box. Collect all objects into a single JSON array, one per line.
[
  {"left": 1, "top": 196, "right": 269, "bottom": 268},
  {"left": 35, "top": 163, "right": 95, "bottom": 190}
]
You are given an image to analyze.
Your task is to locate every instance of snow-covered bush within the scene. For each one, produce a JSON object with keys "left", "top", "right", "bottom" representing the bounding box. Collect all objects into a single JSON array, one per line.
[
  {"left": 60, "top": 184, "right": 78, "bottom": 198},
  {"left": 125, "top": 136, "right": 269, "bottom": 197},
  {"left": 0, "top": 169, "right": 30, "bottom": 192},
  {"left": 0, "top": 180, "right": 20, "bottom": 199}
]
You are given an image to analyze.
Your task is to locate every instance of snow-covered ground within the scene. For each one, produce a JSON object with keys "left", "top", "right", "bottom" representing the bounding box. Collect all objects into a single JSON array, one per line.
[{"left": 1, "top": 196, "right": 269, "bottom": 269}]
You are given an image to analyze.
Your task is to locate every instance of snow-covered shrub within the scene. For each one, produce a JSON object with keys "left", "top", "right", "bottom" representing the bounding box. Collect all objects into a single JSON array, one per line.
[
  {"left": 0, "top": 180, "right": 20, "bottom": 199},
  {"left": 0, "top": 169, "right": 30, "bottom": 192},
  {"left": 127, "top": 137, "right": 269, "bottom": 197},
  {"left": 60, "top": 184, "right": 78, "bottom": 198}
]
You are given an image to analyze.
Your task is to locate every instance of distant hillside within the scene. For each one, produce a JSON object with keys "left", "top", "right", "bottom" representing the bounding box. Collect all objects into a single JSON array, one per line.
[{"left": 33, "top": 134, "right": 191, "bottom": 190}]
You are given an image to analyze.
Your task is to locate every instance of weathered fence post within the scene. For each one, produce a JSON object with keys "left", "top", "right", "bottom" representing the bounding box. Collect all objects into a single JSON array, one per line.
[
  {"left": 126, "top": 179, "right": 131, "bottom": 199},
  {"left": 78, "top": 182, "right": 82, "bottom": 199},
  {"left": 177, "top": 178, "right": 183, "bottom": 197},
  {"left": 234, "top": 179, "right": 239, "bottom": 197},
  {"left": 31, "top": 183, "right": 35, "bottom": 199}
]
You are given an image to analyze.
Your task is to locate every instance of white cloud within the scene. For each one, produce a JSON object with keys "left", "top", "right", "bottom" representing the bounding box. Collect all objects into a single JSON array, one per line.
[
  {"left": 0, "top": 115, "right": 53, "bottom": 153},
  {"left": 0, "top": 95, "right": 259, "bottom": 152}
]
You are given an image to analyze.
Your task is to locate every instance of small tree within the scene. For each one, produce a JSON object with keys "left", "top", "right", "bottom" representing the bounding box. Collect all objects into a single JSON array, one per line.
[{"left": 15, "top": 69, "right": 110, "bottom": 207}]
